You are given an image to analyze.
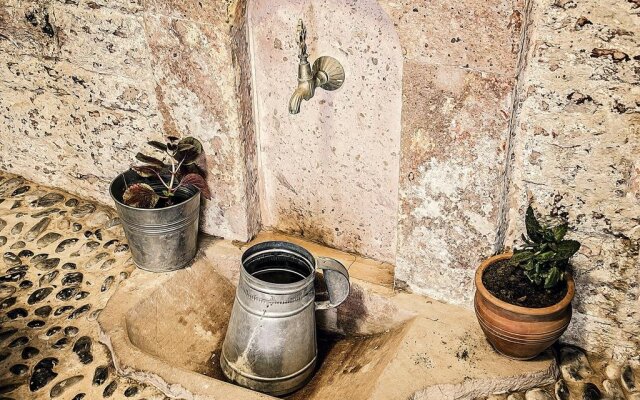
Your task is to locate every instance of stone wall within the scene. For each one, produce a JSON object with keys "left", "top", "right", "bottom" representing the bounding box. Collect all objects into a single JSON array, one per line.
[
  {"left": 248, "top": 0, "right": 403, "bottom": 264},
  {"left": 0, "top": 0, "right": 637, "bottom": 360},
  {"left": 379, "top": 0, "right": 526, "bottom": 304},
  {"left": 505, "top": 0, "right": 640, "bottom": 359},
  {"left": 0, "top": 0, "right": 260, "bottom": 241}
]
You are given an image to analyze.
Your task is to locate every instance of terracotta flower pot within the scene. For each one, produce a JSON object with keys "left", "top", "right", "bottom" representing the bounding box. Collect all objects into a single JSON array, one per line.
[{"left": 474, "top": 253, "right": 574, "bottom": 360}]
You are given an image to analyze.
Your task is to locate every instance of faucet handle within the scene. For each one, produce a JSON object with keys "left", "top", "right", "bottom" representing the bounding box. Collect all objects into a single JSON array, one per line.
[{"left": 296, "top": 19, "right": 308, "bottom": 61}]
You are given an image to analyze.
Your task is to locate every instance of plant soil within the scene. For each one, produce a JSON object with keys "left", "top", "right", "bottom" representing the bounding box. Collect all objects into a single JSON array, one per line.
[{"left": 482, "top": 259, "right": 568, "bottom": 308}]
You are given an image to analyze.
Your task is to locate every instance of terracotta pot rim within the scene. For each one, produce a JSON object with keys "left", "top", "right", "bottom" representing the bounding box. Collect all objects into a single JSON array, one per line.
[{"left": 475, "top": 252, "right": 575, "bottom": 316}]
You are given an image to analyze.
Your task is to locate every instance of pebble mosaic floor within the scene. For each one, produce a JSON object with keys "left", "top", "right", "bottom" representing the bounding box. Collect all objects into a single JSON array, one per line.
[
  {"left": 0, "top": 172, "right": 166, "bottom": 399},
  {"left": 1, "top": 171, "right": 638, "bottom": 400}
]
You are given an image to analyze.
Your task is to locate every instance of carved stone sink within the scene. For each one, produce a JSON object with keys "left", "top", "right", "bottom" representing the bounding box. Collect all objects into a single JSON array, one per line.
[{"left": 99, "top": 234, "right": 558, "bottom": 400}]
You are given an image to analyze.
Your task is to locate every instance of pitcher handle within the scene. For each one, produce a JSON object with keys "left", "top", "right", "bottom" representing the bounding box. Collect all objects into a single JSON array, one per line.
[{"left": 315, "top": 257, "right": 350, "bottom": 310}]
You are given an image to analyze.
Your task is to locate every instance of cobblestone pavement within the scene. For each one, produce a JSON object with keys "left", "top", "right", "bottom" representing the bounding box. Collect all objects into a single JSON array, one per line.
[
  {"left": 0, "top": 172, "right": 167, "bottom": 399},
  {"left": 480, "top": 343, "right": 640, "bottom": 400},
  {"left": 1, "top": 172, "right": 638, "bottom": 400}
]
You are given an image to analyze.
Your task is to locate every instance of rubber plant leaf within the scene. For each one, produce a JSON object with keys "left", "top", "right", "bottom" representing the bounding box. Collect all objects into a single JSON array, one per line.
[
  {"left": 544, "top": 267, "right": 561, "bottom": 289},
  {"left": 552, "top": 223, "right": 568, "bottom": 241},
  {"left": 525, "top": 205, "right": 544, "bottom": 243},
  {"left": 122, "top": 183, "right": 160, "bottom": 209},
  {"left": 509, "top": 250, "right": 534, "bottom": 265},
  {"left": 552, "top": 240, "right": 581, "bottom": 260},
  {"left": 180, "top": 173, "right": 211, "bottom": 199}
]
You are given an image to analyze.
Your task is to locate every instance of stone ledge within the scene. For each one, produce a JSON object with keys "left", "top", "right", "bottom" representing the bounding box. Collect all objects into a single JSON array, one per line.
[{"left": 99, "top": 235, "right": 558, "bottom": 400}]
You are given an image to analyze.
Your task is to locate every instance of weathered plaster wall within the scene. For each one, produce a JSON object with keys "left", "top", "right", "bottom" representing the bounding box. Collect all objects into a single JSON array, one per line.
[
  {"left": 379, "top": 0, "right": 526, "bottom": 304},
  {"left": 248, "top": 0, "right": 403, "bottom": 263},
  {"left": 505, "top": 0, "right": 640, "bottom": 359},
  {"left": 0, "top": 0, "right": 260, "bottom": 241}
]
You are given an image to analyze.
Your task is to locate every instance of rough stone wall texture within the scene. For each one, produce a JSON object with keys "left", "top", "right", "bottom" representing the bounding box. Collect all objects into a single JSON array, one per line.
[
  {"left": 0, "top": 0, "right": 260, "bottom": 242},
  {"left": 379, "top": 0, "right": 526, "bottom": 304},
  {"left": 505, "top": 0, "right": 640, "bottom": 359},
  {"left": 249, "top": 0, "right": 403, "bottom": 263}
]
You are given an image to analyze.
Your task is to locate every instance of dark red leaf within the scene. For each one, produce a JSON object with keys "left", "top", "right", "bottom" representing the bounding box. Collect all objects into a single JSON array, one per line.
[
  {"left": 122, "top": 183, "right": 160, "bottom": 208},
  {"left": 174, "top": 137, "right": 203, "bottom": 165},
  {"left": 135, "top": 153, "right": 165, "bottom": 168},
  {"left": 180, "top": 173, "right": 211, "bottom": 200},
  {"left": 131, "top": 165, "right": 160, "bottom": 178},
  {"left": 147, "top": 140, "right": 167, "bottom": 152}
]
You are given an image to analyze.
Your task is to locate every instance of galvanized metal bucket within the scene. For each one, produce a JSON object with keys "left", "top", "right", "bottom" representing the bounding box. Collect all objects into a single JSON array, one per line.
[
  {"left": 109, "top": 170, "right": 200, "bottom": 272},
  {"left": 220, "top": 241, "right": 350, "bottom": 396}
]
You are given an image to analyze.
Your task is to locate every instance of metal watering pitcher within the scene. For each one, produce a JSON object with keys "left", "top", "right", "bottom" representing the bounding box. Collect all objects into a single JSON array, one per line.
[{"left": 220, "top": 241, "right": 350, "bottom": 396}]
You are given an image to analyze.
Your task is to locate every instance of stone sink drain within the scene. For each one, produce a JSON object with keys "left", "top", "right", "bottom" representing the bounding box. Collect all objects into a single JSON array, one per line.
[{"left": 98, "top": 236, "right": 559, "bottom": 400}]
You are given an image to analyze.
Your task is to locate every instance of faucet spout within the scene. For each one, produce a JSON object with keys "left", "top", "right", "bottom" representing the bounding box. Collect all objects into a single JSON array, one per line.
[
  {"left": 288, "top": 19, "right": 345, "bottom": 115},
  {"left": 289, "top": 87, "right": 305, "bottom": 115}
]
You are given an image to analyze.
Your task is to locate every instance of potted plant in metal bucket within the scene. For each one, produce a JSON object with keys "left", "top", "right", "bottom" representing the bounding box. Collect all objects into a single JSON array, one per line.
[
  {"left": 109, "top": 136, "right": 211, "bottom": 272},
  {"left": 474, "top": 204, "right": 580, "bottom": 359}
]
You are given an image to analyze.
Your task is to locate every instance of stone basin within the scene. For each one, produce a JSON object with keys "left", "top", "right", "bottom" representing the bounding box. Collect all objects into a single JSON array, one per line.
[{"left": 99, "top": 233, "right": 559, "bottom": 400}]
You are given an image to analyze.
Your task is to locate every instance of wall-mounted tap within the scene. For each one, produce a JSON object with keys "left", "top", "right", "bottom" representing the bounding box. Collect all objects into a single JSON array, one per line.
[{"left": 288, "top": 20, "right": 345, "bottom": 114}]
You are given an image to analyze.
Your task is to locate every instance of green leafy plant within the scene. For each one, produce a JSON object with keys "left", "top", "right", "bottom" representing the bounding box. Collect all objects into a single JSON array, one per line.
[
  {"left": 509, "top": 205, "right": 581, "bottom": 289},
  {"left": 122, "top": 136, "right": 211, "bottom": 208}
]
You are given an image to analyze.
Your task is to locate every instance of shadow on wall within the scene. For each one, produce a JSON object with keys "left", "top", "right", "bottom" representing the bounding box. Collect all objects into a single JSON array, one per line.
[{"left": 248, "top": 0, "right": 403, "bottom": 264}]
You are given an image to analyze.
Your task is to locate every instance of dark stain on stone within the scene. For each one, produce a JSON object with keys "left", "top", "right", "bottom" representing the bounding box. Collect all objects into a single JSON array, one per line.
[
  {"left": 30, "top": 357, "right": 59, "bottom": 391},
  {"left": 582, "top": 382, "right": 602, "bottom": 400},
  {"left": 9, "top": 363, "right": 28, "bottom": 376},
  {"left": 65, "top": 326, "right": 79, "bottom": 337},
  {"left": 8, "top": 335, "right": 28, "bottom": 347},
  {"left": 0, "top": 382, "right": 22, "bottom": 394},
  {"left": 46, "top": 326, "right": 62, "bottom": 336},
  {"left": 613, "top": 101, "right": 628, "bottom": 114},
  {"left": 0, "top": 296, "right": 16, "bottom": 309},
  {"left": 62, "top": 272, "right": 83, "bottom": 286},
  {"left": 92, "top": 365, "right": 108, "bottom": 386},
  {"left": 72, "top": 336, "right": 93, "bottom": 364},
  {"left": 11, "top": 185, "right": 30, "bottom": 196},
  {"left": 62, "top": 262, "right": 77, "bottom": 270},
  {"left": 52, "top": 337, "right": 69, "bottom": 349},
  {"left": 103, "top": 380, "right": 117, "bottom": 397},
  {"left": 21, "top": 346, "right": 40, "bottom": 359},
  {"left": 591, "top": 48, "right": 630, "bottom": 62},
  {"left": 7, "top": 307, "right": 28, "bottom": 319},
  {"left": 68, "top": 303, "right": 91, "bottom": 319},
  {"left": 56, "top": 286, "right": 78, "bottom": 301},
  {"left": 27, "top": 319, "right": 45, "bottom": 328},
  {"left": 35, "top": 305, "right": 52, "bottom": 318},
  {"left": 18, "top": 249, "right": 34, "bottom": 258},
  {"left": 124, "top": 385, "right": 139, "bottom": 397},
  {"left": 567, "top": 91, "right": 593, "bottom": 105},
  {"left": 39, "top": 270, "right": 58, "bottom": 286},
  {"left": 25, "top": 11, "right": 39, "bottom": 26},
  {"left": 27, "top": 287, "right": 53, "bottom": 304},
  {"left": 54, "top": 305, "right": 74, "bottom": 316},
  {"left": 575, "top": 16, "right": 592, "bottom": 29},
  {"left": 42, "top": 12, "right": 55, "bottom": 38},
  {"left": 20, "top": 280, "right": 33, "bottom": 288},
  {"left": 0, "top": 271, "right": 25, "bottom": 283},
  {"left": 0, "top": 328, "right": 18, "bottom": 343},
  {"left": 456, "top": 349, "right": 469, "bottom": 360}
]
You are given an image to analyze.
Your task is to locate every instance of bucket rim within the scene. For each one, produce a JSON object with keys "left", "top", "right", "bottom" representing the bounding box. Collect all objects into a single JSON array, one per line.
[{"left": 109, "top": 170, "right": 200, "bottom": 212}]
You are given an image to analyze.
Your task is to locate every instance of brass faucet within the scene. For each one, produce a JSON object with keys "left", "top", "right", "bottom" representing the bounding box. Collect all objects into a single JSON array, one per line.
[{"left": 289, "top": 20, "right": 345, "bottom": 114}]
